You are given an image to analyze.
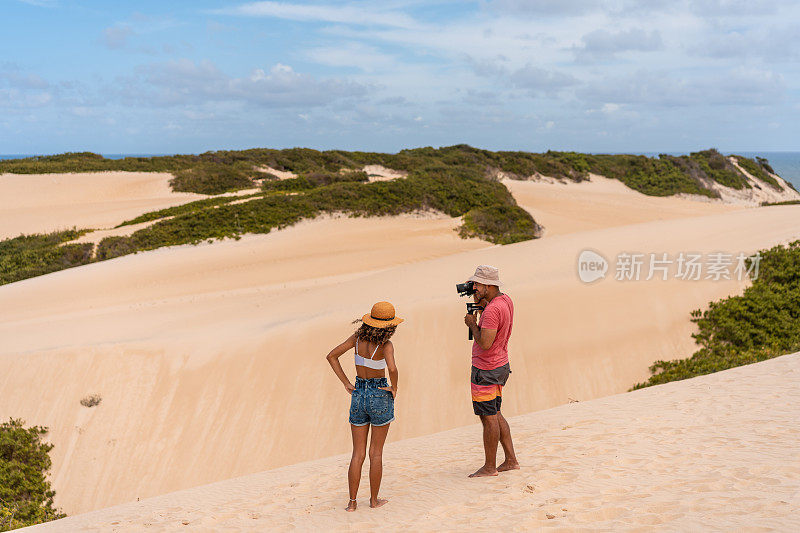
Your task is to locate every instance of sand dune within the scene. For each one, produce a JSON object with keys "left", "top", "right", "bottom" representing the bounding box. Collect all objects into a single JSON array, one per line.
[
  {"left": 503, "top": 174, "right": 743, "bottom": 236},
  {"left": 28, "top": 351, "right": 800, "bottom": 531},
  {"left": 3, "top": 171, "right": 800, "bottom": 516},
  {"left": 3, "top": 198, "right": 800, "bottom": 515},
  {"left": 0, "top": 172, "right": 213, "bottom": 240}
]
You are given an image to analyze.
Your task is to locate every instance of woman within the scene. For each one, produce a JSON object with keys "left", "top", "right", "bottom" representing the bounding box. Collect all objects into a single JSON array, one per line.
[{"left": 326, "top": 301, "right": 402, "bottom": 512}]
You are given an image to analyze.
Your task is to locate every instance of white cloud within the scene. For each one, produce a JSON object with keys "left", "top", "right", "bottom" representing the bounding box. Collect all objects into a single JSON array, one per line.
[
  {"left": 102, "top": 25, "right": 133, "bottom": 50},
  {"left": 214, "top": 1, "right": 418, "bottom": 28},
  {"left": 115, "top": 59, "right": 371, "bottom": 108},
  {"left": 573, "top": 28, "right": 663, "bottom": 62},
  {"left": 16, "top": 0, "right": 57, "bottom": 6},
  {"left": 305, "top": 42, "right": 394, "bottom": 71}
]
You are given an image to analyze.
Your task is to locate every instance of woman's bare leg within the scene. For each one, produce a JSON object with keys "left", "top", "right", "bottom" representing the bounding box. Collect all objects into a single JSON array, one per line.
[
  {"left": 368, "top": 423, "right": 391, "bottom": 508},
  {"left": 347, "top": 424, "right": 369, "bottom": 511}
]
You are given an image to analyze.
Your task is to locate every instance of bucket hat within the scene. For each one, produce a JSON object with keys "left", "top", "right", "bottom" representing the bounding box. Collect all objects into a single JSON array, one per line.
[{"left": 468, "top": 265, "right": 503, "bottom": 287}]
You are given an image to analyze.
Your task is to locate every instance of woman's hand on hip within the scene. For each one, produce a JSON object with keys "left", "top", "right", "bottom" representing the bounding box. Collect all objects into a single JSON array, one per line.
[
  {"left": 379, "top": 386, "right": 396, "bottom": 399},
  {"left": 344, "top": 382, "right": 355, "bottom": 394}
]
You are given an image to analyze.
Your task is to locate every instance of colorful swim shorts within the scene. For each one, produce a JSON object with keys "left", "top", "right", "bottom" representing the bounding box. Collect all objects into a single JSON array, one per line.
[{"left": 470, "top": 363, "right": 511, "bottom": 416}]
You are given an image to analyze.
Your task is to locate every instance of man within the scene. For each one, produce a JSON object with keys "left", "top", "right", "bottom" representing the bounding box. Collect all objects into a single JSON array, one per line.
[{"left": 463, "top": 264, "right": 519, "bottom": 478}]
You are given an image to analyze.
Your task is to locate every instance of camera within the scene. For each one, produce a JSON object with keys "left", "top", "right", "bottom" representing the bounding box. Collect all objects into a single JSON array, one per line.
[
  {"left": 456, "top": 280, "right": 476, "bottom": 296},
  {"left": 465, "top": 302, "right": 484, "bottom": 340}
]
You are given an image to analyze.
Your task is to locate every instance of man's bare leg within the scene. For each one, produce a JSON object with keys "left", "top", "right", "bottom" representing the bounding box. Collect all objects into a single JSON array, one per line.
[
  {"left": 368, "top": 423, "right": 391, "bottom": 508},
  {"left": 347, "top": 424, "right": 369, "bottom": 511},
  {"left": 469, "top": 414, "right": 499, "bottom": 477},
  {"left": 497, "top": 411, "right": 520, "bottom": 471}
]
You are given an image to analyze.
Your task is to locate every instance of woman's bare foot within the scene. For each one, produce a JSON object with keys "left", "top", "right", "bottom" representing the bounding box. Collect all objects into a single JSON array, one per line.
[
  {"left": 369, "top": 497, "right": 389, "bottom": 508},
  {"left": 345, "top": 499, "right": 357, "bottom": 512},
  {"left": 468, "top": 466, "right": 499, "bottom": 478},
  {"left": 497, "top": 460, "right": 520, "bottom": 472}
]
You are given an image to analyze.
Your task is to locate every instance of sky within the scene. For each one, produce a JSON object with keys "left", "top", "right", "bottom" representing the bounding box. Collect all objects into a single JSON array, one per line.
[{"left": 2, "top": 0, "right": 799, "bottom": 154}]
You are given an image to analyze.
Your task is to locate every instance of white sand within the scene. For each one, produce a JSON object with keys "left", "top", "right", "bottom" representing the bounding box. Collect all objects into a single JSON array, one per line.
[
  {"left": 3, "top": 205, "right": 800, "bottom": 515},
  {"left": 2, "top": 171, "right": 800, "bottom": 518},
  {"left": 256, "top": 166, "right": 296, "bottom": 180},
  {"left": 363, "top": 164, "right": 407, "bottom": 182},
  {"left": 503, "top": 174, "right": 744, "bottom": 236},
  {"left": 30, "top": 352, "right": 800, "bottom": 531},
  {"left": 0, "top": 172, "right": 208, "bottom": 240}
]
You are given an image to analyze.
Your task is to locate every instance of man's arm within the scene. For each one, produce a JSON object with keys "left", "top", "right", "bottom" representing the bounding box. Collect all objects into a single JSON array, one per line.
[
  {"left": 468, "top": 322, "right": 497, "bottom": 350},
  {"left": 466, "top": 300, "right": 499, "bottom": 349}
]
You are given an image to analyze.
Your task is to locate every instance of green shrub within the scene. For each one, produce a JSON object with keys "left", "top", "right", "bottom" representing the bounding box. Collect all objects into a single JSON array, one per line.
[
  {"left": 631, "top": 240, "right": 800, "bottom": 389},
  {"left": 3, "top": 146, "right": 793, "bottom": 287},
  {"left": 169, "top": 163, "right": 255, "bottom": 194},
  {"left": 761, "top": 199, "right": 800, "bottom": 206},
  {"left": 733, "top": 156, "right": 781, "bottom": 189},
  {"left": 95, "top": 235, "right": 140, "bottom": 260},
  {"left": 115, "top": 192, "right": 264, "bottom": 227},
  {"left": 0, "top": 147, "right": 787, "bottom": 199},
  {"left": 688, "top": 149, "right": 749, "bottom": 189},
  {"left": 0, "top": 418, "right": 66, "bottom": 530},
  {"left": 756, "top": 156, "right": 775, "bottom": 174},
  {"left": 0, "top": 230, "right": 94, "bottom": 285},
  {"left": 459, "top": 204, "right": 542, "bottom": 244}
]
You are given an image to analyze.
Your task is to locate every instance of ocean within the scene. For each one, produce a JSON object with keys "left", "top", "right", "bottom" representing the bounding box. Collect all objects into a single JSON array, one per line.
[{"left": 2, "top": 151, "right": 799, "bottom": 190}]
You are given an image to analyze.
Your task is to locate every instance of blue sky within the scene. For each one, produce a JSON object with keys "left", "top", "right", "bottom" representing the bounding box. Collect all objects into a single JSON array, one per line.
[{"left": 2, "top": 0, "right": 799, "bottom": 154}]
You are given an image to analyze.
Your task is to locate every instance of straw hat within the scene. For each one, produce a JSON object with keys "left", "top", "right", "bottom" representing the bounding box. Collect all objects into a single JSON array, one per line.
[
  {"left": 468, "top": 264, "right": 503, "bottom": 287},
  {"left": 362, "top": 301, "right": 404, "bottom": 328}
]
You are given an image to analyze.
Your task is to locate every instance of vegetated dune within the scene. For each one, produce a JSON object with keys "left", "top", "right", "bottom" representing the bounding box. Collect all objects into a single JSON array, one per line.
[
  {"left": 2, "top": 190, "right": 800, "bottom": 515},
  {"left": 0, "top": 172, "right": 208, "bottom": 239},
  {"left": 29, "top": 351, "right": 800, "bottom": 532}
]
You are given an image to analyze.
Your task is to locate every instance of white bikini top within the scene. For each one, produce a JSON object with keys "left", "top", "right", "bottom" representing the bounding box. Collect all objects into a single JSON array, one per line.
[{"left": 354, "top": 336, "right": 386, "bottom": 370}]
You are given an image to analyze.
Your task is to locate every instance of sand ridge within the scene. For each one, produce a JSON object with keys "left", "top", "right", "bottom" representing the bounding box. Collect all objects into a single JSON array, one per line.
[{"left": 29, "top": 351, "right": 800, "bottom": 531}]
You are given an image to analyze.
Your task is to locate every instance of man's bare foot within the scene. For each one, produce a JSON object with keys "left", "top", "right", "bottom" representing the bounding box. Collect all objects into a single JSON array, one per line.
[
  {"left": 369, "top": 498, "right": 388, "bottom": 508},
  {"left": 468, "top": 466, "right": 499, "bottom": 478},
  {"left": 497, "top": 460, "right": 520, "bottom": 472},
  {"left": 345, "top": 499, "right": 357, "bottom": 512}
]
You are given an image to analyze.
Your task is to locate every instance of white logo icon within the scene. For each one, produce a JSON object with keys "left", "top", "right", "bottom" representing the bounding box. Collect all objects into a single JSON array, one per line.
[{"left": 577, "top": 249, "right": 608, "bottom": 283}]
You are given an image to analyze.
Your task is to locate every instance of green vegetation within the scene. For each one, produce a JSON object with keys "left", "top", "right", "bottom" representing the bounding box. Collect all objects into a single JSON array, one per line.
[
  {"left": 0, "top": 146, "right": 784, "bottom": 197},
  {"left": 685, "top": 149, "right": 749, "bottom": 189},
  {"left": 116, "top": 192, "right": 265, "bottom": 227},
  {"left": 0, "top": 229, "right": 94, "bottom": 286},
  {"left": 170, "top": 162, "right": 261, "bottom": 194},
  {"left": 732, "top": 155, "right": 781, "bottom": 189},
  {"left": 1, "top": 146, "right": 794, "bottom": 286},
  {"left": 761, "top": 199, "right": 800, "bottom": 206},
  {"left": 631, "top": 240, "right": 800, "bottom": 389},
  {"left": 0, "top": 418, "right": 65, "bottom": 530},
  {"left": 96, "top": 165, "right": 521, "bottom": 260},
  {"left": 459, "top": 204, "right": 541, "bottom": 244}
]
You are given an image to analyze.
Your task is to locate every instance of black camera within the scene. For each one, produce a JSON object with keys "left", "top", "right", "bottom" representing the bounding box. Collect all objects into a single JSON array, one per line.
[{"left": 456, "top": 280, "right": 476, "bottom": 296}]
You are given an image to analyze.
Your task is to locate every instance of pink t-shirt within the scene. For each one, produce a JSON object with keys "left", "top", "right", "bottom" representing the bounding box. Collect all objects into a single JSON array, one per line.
[{"left": 471, "top": 293, "right": 514, "bottom": 370}]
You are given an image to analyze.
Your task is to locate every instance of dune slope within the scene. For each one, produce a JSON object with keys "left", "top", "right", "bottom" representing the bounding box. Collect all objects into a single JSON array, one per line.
[
  {"left": 28, "top": 351, "right": 800, "bottom": 532},
  {"left": 2, "top": 201, "right": 800, "bottom": 515},
  {"left": 0, "top": 172, "right": 212, "bottom": 240}
]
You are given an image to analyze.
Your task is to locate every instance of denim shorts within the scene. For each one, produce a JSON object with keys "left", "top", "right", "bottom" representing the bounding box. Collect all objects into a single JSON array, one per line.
[{"left": 349, "top": 376, "right": 395, "bottom": 427}]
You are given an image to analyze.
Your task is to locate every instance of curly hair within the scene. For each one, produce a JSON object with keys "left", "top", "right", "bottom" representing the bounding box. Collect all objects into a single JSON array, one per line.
[{"left": 351, "top": 319, "right": 397, "bottom": 344}]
